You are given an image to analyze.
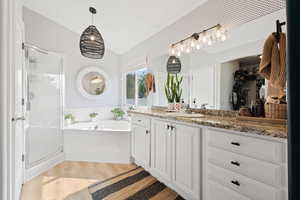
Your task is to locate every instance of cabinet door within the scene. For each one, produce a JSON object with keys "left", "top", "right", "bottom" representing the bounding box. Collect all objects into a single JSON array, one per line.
[
  {"left": 132, "top": 124, "right": 150, "bottom": 168},
  {"left": 151, "top": 120, "right": 172, "bottom": 182},
  {"left": 172, "top": 124, "right": 201, "bottom": 199}
]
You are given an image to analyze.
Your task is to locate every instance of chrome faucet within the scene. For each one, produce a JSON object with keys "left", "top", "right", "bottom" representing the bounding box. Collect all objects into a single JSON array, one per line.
[{"left": 200, "top": 103, "right": 208, "bottom": 109}]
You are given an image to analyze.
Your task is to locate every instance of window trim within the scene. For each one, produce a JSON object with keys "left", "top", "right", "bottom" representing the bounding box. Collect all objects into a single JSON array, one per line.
[{"left": 123, "top": 67, "right": 148, "bottom": 108}]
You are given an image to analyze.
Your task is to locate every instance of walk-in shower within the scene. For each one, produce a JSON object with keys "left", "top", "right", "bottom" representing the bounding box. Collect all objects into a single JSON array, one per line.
[{"left": 24, "top": 44, "right": 64, "bottom": 180}]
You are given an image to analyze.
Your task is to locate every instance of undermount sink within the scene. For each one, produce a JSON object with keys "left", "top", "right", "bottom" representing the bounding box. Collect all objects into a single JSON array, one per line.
[{"left": 164, "top": 112, "right": 204, "bottom": 118}]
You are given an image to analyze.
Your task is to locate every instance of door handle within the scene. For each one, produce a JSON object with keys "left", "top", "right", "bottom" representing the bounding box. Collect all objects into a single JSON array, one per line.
[{"left": 12, "top": 116, "right": 26, "bottom": 122}]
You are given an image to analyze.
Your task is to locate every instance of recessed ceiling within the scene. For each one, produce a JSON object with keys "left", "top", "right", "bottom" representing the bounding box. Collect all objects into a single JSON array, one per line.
[{"left": 23, "top": 0, "right": 208, "bottom": 54}]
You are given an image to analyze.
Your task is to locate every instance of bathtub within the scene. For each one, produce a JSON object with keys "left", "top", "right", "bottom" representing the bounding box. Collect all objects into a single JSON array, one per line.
[
  {"left": 63, "top": 120, "right": 131, "bottom": 164},
  {"left": 64, "top": 120, "right": 131, "bottom": 132}
]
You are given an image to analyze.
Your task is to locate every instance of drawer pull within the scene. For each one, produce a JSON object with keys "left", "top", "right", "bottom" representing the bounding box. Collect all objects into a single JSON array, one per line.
[
  {"left": 167, "top": 125, "right": 170, "bottom": 130},
  {"left": 231, "top": 161, "right": 240, "bottom": 166},
  {"left": 171, "top": 126, "right": 175, "bottom": 131},
  {"left": 231, "top": 142, "right": 240, "bottom": 146},
  {"left": 138, "top": 120, "right": 142, "bottom": 122},
  {"left": 231, "top": 180, "right": 240, "bottom": 186}
]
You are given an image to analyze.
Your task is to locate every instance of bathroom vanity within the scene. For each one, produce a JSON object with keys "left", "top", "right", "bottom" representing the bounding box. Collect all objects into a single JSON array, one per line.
[{"left": 128, "top": 109, "right": 287, "bottom": 200}]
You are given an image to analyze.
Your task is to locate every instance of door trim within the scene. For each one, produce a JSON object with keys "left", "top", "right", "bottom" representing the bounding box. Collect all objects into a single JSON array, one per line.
[{"left": 0, "top": 0, "right": 21, "bottom": 199}]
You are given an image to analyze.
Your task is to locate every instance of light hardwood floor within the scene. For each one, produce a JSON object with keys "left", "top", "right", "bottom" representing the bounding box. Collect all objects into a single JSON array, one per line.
[{"left": 21, "top": 161, "right": 137, "bottom": 200}]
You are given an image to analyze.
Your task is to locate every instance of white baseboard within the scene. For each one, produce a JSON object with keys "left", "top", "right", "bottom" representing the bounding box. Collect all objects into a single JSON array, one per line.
[
  {"left": 65, "top": 154, "right": 131, "bottom": 164},
  {"left": 24, "top": 152, "right": 65, "bottom": 182}
]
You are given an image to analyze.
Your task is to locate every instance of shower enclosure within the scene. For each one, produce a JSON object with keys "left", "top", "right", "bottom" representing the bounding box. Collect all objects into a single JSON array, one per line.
[{"left": 24, "top": 44, "right": 64, "bottom": 178}]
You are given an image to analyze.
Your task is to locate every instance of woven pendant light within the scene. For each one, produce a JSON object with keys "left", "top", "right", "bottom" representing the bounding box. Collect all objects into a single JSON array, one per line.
[
  {"left": 166, "top": 56, "right": 181, "bottom": 74},
  {"left": 80, "top": 7, "right": 105, "bottom": 59}
]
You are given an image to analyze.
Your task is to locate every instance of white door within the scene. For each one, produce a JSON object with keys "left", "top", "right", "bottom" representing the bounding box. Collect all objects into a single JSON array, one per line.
[
  {"left": 171, "top": 123, "right": 201, "bottom": 199},
  {"left": 151, "top": 120, "right": 172, "bottom": 182},
  {"left": 12, "top": 19, "right": 25, "bottom": 200},
  {"left": 132, "top": 124, "right": 149, "bottom": 168}
]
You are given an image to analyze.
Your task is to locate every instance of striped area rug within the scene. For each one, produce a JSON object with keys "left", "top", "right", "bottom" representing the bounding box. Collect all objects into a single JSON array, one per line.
[{"left": 88, "top": 167, "right": 185, "bottom": 200}]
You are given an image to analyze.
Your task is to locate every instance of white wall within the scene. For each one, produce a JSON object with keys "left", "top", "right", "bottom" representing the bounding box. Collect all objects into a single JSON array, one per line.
[
  {"left": 119, "top": 8, "right": 286, "bottom": 108},
  {"left": 23, "top": 8, "right": 121, "bottom": 109}
]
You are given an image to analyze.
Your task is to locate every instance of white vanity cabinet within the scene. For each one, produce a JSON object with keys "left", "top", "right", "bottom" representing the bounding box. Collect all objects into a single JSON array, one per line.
[
  {"left": 131, "top": 115, "right": 150, "bottom": 169},
  {"left": 150, "top": 119, "right": 172, "bottom": 182},
  {"left": 204, "top": 128, "right": 288, "bottom": 200},
  {"left": 171, "top": 123, "right": 201, "bottom": 199},
  {"left": 150, "top": 119, "right": 201, "bottom": 200},
  {"left": 129, "top": 113, "right": 287, "bottom": 200}
]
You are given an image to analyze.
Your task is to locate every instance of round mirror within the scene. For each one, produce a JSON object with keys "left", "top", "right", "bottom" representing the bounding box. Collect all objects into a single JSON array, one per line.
[{"left": 76, "top": 66, "right": 110, "bottom": 99}]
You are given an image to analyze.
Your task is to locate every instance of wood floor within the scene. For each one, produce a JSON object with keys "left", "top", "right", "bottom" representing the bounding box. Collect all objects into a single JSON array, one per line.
[{"left": 21, "top": 161, "right": 137, "bottom": 200}]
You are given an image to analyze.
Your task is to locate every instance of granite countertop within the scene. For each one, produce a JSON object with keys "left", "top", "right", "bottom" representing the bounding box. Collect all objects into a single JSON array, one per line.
[{"left": 128, "top": 109, "right": 288, "bottom": 139}]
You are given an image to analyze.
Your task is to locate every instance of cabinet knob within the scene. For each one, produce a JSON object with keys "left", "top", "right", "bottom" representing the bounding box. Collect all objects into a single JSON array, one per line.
[
  {"left": 231, "top": 142, "right": 240, "bottom": 146},
  {"left": 146, "top": 130, "right": 149, "bottom": 134},
  {"left": 167, "top": 125, "right": 170, "bottom": 130},
  {"left": 231, "top": 161, "right": 240, "bottom": 166},
  {"left": 171, "top": 126, "right": 175, "bottom": 131},
  {"left": 231, "top": 180, "right": 240, "bottom": 186}
]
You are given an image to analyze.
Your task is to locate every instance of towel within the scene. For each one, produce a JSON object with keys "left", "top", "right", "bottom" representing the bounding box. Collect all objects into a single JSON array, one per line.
[
  {"left": 144, "top": 73, "right": 156, "bottom": 96},
  {"left": 259, "top": 33, "right": 286, "bottom": 98}
]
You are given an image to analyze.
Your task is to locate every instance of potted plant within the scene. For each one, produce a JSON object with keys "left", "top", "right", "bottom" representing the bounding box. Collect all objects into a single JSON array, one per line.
[
  {"left": 89, "top": 112, "right": 99, "bottom": 122},
  {"left": 64, "top": 114, "right": 75, "bottom": 125},
  {"left": 111, "top": 108, "right": 125, "bottom": 120},
  {"left": 174, "top": 74, "right": 183, "bottom": 111},
  {"left": 165, "top": 73, "right": 175, "bottom": 110},
  {"left": 165, "top": 73, "right": 183, "bottom": 111}
]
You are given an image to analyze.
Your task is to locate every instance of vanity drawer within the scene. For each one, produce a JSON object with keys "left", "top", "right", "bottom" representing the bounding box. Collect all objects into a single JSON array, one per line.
[
  {"left": 131, "top": 115, "right": 150, "bottom": 128},
  {"left": 207, "top": 180, "right": 250, "bottom": 200},
  {"left": 207, "top": 147, "right": 284, "bottom": 187},
  {"left": 208, "top": 164, "right": 284, "bottom": 200},
  {"left": 207, "top": 129, "right": 284, "bottom": 163}
]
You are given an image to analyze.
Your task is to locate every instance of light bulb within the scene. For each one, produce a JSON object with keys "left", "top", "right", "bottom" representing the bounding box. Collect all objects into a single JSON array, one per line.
[
  {"left": 171, "top": 48, "right": 176, "bottom": 55},
  {"left": 177, "top": 51, "right": 181, "bottom": 57},
  {"left": 202, "top": 35, "right": 207, "bottom": 43},
  {"left": 186, "top": 48, "right": 190, "bottom": 54},
  {"left": 208, "top": 39, "right": 212, "bottom": 46},
  {"left": 190, "top": 40, "right": 195, "bottom": 47},
  {"left": 90, "top": 35, "right": 95, "bottom": 41},
  {"left": 221, "top": 34, "right": 227, "bottom": 41},
  {"left": 216, "top": 29, "right": 221, "bottom": 38},
  {"left": 180, "top": 45, "right": 184, "bottom": 52},
  {"left": 172, "top": 59, "right": 176, "bottom": 64},
  {"left": 196, "top": 44, "right": 201, "bottom": 50}
]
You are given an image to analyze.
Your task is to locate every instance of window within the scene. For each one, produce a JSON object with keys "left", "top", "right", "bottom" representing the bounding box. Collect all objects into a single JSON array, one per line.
[{"left": 125, "top": 68, "right": 148, "bottom": 106}]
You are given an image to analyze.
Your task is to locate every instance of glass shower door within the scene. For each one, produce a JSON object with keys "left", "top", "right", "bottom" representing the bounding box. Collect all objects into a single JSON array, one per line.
[{"left": 25, "top": 46, "right": 63, "bottom": 168}]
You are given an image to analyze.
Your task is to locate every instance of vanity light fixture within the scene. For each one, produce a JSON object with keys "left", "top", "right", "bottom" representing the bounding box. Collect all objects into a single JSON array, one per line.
[
  {"left": 80, "top": 7, "right": 105, "bottom": 59},
  {"left": 169, "top": 24, "right": 228, "bottom": 56}
]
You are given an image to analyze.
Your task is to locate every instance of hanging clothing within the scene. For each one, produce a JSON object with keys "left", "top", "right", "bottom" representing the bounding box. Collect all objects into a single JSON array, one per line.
[
  {"left": 144, "top": 73, "right": 156, "bottom": 96},
  {"left": 259, "top": 32, "right": 286, "bottom": 98}
]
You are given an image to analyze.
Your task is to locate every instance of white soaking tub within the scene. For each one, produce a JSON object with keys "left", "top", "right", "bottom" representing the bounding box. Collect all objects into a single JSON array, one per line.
[{"left": 63, "top": 120, "right": 131, "bottom": 163}]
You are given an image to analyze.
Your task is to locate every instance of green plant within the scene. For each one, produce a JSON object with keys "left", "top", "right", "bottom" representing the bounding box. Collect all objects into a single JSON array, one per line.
[
  {"left": 165, "top": 73, "right": 175, "bottom": 103},
  {"left": 174, "top": 74, "right": 183, "bottom": 103},
  {"left": 89, "top": 112, "right": 98, "bottom": 118},
  {"left": 111, "top": 108, "right": 125, "bottom": 119},
  {"left": 165, "top": 73, "right": 183, "bottom": 103},
  {"left": 64, "top": 114, "right": 75, "bottom": 121}
]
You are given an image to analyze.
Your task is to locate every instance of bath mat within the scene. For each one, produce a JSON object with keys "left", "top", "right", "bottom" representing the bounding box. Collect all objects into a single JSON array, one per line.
[{"left": 88, "top": 167, "right": 185, "bottom": 200}]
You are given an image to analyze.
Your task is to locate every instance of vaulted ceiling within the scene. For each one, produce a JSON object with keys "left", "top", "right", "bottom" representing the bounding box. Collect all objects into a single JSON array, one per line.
[
  {"left": 23, "top": 0, "right": 208, "bottom": 54},
  {"left": 23, "top": 0, "right": 285, "bottom": 55}
]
